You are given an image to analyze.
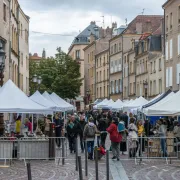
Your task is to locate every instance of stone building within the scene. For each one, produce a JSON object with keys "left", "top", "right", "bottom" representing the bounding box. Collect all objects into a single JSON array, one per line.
[
  {"left": 68, "top": 21, "right": 100, "bottom": 110},
  {"left": 163, "top": 0, "right": 180, "bottom": 91},
  {"left": 0, "top": 0, "right": 10, "bottom": 84}
]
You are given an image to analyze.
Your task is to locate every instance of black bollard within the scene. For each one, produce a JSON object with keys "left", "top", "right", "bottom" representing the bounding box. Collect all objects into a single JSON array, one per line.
[
  {"left": 78, "top": 156, "right": 83, "bottom": 180},
  {"left": 27, "top": 162, "right": 32, "bottom": 180},
  {"left": 95, "top": 146, "right": 99, "bottom": 180},
  {"left": 62, "top": 138, "right": 65, "bottom": 165},
  {"left": 75, "top": 137, "right": 78, "bottom": 171},
  {"left": 85, "top": 140, "right": 88, "bottom": 176},
  {"left": 106, "top": 150, "right": 109, "bottom": 180}
]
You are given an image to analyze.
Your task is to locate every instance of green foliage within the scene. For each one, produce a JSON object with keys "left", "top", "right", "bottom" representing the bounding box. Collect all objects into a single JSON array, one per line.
[{"left": 29, "top": 48, "right": 82, "bottom": 99}]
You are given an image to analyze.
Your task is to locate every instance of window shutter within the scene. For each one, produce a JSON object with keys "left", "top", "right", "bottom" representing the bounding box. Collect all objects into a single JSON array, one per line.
[
  {"left": 166, "top": 42, "right": 168, "bottom": 60},
  {"left": 140, "top": 86, "right": 142, "bottom": 96},
  {"left": 169, "top": 67, "right": 173, "bottom": 86},
  {"left": 115, "top": 60, "right": 117, "bottom": 72},
  {"left": 178, "top": 35, "right": 180, "bottom": 55},
  {"left": 166, "top": 68, "right": 169, "bottom": 87},
  {"left": 170, "top": 39, "right": 173, "bottom": 59},
  {"left": 127, "top": 66, "right": 129, "bottom": 77}
]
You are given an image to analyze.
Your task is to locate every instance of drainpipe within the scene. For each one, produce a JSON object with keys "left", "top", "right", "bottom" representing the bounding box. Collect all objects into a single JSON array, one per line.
[
  {"left": 17, "top": 4, "right": 20, "bottom": 88},
  {"left": 108, "top": 40, "right": 110, "bottom": 99},
  {"left": 128, "top": 53, "right": 129, "bottom": 97},
  {"left": 163, "top": 8, "right": 166, "bottom": 92},
  {"left": 122, "top": 35, "right": 124, "bottom": 101},
  {"left": 8, "top": 0, "right": 11, "bottom": 79}
]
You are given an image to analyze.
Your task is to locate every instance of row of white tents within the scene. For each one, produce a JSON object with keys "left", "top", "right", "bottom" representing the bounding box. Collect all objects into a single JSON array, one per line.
[
  {"left": 0, "top": 79, "right": 74, "bottom": 114},
  {"left": 93, "top": 90, "right": 180, "bottom": 116}
]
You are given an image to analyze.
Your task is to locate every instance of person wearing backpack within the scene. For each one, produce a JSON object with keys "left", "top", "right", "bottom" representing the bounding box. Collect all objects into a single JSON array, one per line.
[
  {"left": 83, "top": 117, "right": 99, "bottom": 160},
  {"left": 107, "top": 117, "right": 122, "bottom": 161}
]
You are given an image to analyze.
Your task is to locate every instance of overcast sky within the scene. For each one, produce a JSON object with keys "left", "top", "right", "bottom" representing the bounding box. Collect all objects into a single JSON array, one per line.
[{"left": 18, "top": 0, "right": 166, "bottom": 57}]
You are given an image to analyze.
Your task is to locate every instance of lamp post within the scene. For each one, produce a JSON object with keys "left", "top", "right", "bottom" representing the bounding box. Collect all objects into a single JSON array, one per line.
[
  {"left": 86, "top": 89, "right": 91, "bottom": 105},
  {"left": 33, "top": 74, "right": 42, "bottom": 90},
  {"left": 0, "top": 42, "right": 6, "bottom": 135},
  {"left": 143, "top": 81, "right": 148, "bottom": 99}
]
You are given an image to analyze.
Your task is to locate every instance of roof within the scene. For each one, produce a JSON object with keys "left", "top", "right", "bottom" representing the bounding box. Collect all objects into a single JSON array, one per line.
[
  {"left": 139, "top": 33, "right": 151, "bottom": 40},
  {"left": 69, "top": 21, "right": 100, "bottom": 52},
  {"left": 152, "top": 24, "right": 162, "bottom": 35},
  {"left": 29, "top": 53, "right": 42, "bottom": 60},
  {"left": 162, "top": 0, "right": 171, "bottom": 8},
  {"left": 124, "top": 15, "right": 163, "bottom": 34}
]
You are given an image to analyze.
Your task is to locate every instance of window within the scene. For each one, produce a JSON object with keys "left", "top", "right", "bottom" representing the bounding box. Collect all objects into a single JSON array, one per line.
[
  {"left": 166, "top": 67, "right": 173, "bottom": 87},
  {"left": 21, "top": 53, "right": 23, "bottom": 66},
  {"left": 166, "top": 15, "right": 169, "bottom": 31},
  {"left": 97, "top": 88, "right": 99, "bottom": 98},
  {"left": 170, "top": 13, "right": 173, "bottom": 30},
  {"left": 107, "top": 85, "right": 109, "bottom": 96},
  {"left": 115, "top": 60, "right": 117, "bottom": 72},
  {"left": 176, "top": 64, "right": 180, "bottom": 84},
  {"left": 130, "top": 62, "right": 132, "bottom": 74},
  {"left": 150, "top": 81, "right": 152, "bottom": 96},
  {"left": 96, "top": 72, "right": 98, "bottom": 82},
  {"left": 158, "top": 58, "right": 162, "bottom": 70},
  {"left": 153, "top": 80, "right": 156, "bottom": 95},
  {"left": 124, "top": 87, "right": 127, "bottom": 98},
  {"left": 3, "top": 3, "right": 6, "bottom": 22},
  {"left": 178, "top": 35, "right": 180, "bottom": 55},
  {"left": 100, "top": 71, "right": 101, "bottom": 82},
  {"left": 154, "top": 61, "right": 156, "bottom": 72},
  {"left": 119, "top": 43, "right": 121, "bottom": 51},
  {"left": 114, "top": 44, "right": 117, "bottom": 53},
  {"left": 133, "top": 82, "right": 135, "bottom": 94},
  {"left": 130, "top": 83, "right": 132, "bottom": 94},
  {"left": 75, "top": 50, "right": 80, "bottom": 59},
  {"left": 103, "top": 70, "right": 105, "bottom": 80},
  {"left": 21, "top": 24, "right": 23, "bottom": 37},
  {"left": 166, "top": 41, "right": 169, "bottom": 60},
  {"left": 100, "top": 87, "right": 102, "bottom": 98},
  {"left": 100, "top": 58, "right": 101, "bottom": 66},
  {"left": 107, "top": 69, "right": 109, "bottom": 79},
  {"left": 104, "top": 86, "right": 106, "bottom": 97},
  {"left": 170, "top": 39, "right": 173, "bottom": 59},
  {"left": 137, "top": 84, "right": 140, "bottom": 96},
  {"left": 124, "top": 56, "right": 126, "bottom": 64},
  {"left": 145, "top": 60, "right": 147, "bottom": 72},
  {"left": 159, "top": 79, "right": 162, "bottom": 94},
  {"left": 110, "top": 61, "right": 113, "bottom": 73}
]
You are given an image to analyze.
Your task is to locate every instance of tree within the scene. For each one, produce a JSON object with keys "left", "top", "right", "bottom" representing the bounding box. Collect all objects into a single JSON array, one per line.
[{"left": 29, "top": 48, "right": 82, "bottom": 99}]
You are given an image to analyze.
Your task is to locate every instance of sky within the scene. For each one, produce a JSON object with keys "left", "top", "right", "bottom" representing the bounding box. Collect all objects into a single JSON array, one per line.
[{"left": 18, "top": 0, "right": 166, "bottom": 57}]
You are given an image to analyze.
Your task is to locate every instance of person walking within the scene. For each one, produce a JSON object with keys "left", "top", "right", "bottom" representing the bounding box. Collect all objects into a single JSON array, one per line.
[
  {"left": 67, "top": 117, "right": 76, "bottom": 153},
  {"left": 83, "top": 117, "right": 99, "bottom": 160},
  {"left": 98, "top": 113, "right": 108, "bottom": 148},
  {"left": 107, "top": 117, "right": 122, "bottom": 161},
  {"left": 79, "top": 115, "right": 87, "bottom": 153},
  {"left": 137, "top": 120, "right": 145, "bottom": 156}
]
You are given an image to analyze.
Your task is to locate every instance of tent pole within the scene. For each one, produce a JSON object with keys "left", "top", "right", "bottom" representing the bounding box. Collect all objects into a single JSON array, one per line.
[{"left": 32, "top": 114, "right": 33, "bottom": 134}]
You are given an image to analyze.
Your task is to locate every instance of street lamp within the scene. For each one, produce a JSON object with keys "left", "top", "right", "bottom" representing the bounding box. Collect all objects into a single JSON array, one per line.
[
  {"left": 0, "top": 42, "right": 6, "bottom": 135},
  {"left": 143, "top": 81, "right": 148, "bottom": 99},
  {"left": 33, "top": 74, "right": 42, "bottom": 90}
]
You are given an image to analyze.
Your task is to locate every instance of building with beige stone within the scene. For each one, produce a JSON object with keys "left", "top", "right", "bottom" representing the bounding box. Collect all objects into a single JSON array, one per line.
[
  {"left": 163, "top": 0, "right": 180, "bottom": 91},
  {"left": 0, "top": 0, "right": 10, "bottom": 84},
  {"left": 84, "top": 25, "right": 116, "bottom": 103}
]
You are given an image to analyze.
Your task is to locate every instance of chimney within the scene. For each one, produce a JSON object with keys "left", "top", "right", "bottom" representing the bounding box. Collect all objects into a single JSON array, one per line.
[
  {"left": 90, "top": 33, "right": 95, "bottom": 43},
  {"left": 90, "top": 21, "right": 96, "bottom": 25},
  {"left": 99, "top": 27, "right": 105, "bottom": 38},
  {"left": 112, "top": 22, "right": 117, "bottom": 29},
  {"left": 136, "top": 22, "right": 143, "bottom": 34}
]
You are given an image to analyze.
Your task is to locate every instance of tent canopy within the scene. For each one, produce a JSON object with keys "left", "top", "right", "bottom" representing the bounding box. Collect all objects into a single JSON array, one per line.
[
  {"left": 50, "top": 92, "right": 74, "bottom": 111},
  {"left": 111, "top": 99, "right": 123, "bottom": 110},
  {"left": 30, "top": 91, "right": 57, "bottom": 111},
  {"left": 0, "top": 80, "right": 52, "bottom": 113},
  {"left": 146, "top": 91, "right": 180, "bottom": 116}
]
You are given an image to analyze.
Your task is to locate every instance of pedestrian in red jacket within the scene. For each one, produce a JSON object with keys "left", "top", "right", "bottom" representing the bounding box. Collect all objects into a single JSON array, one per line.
[{"left": 107, "top": 117, "right": 122, "bottom": 161}]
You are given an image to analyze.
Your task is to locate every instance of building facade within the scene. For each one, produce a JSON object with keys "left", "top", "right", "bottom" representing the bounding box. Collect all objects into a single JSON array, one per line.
[
  {"left": 163, "top": 0, "right": 180, "bottom": 91},
  {"left": 68, "top": 21, "right": 100, "bottom": 110},
  {"left": 10, "top": 0, "right": 29, "bottom": 94},
  {"left": 0, "top": 0, "right": 10, "bottom": 84}
]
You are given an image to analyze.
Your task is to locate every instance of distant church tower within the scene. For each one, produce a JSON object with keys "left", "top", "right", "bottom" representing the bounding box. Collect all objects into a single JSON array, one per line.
[{"left": 42, "top": 48, "right": 46, "bottom": 59}]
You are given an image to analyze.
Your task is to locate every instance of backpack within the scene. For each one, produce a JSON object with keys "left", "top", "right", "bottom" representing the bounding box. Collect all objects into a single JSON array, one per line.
[
  {"left": 87, "top": 125, "right": 96, "bottom": 137},
  {"left": 117, "top": 121, "right": 125, "bottom": 133}
]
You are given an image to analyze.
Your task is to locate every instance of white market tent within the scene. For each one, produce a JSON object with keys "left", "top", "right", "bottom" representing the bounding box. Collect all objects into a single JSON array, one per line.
[
  {"left": 143, "top": 92, "right": 175, "bottom": 115},
  {"left": 111, "top": 99, "right": 123, "bottom": 110},
  {"left": 0, "top": 80, "right": 52, "bottom": 113},
  {"left": 93, "top": 99, "right": 108, "bottom": 109},
  {"left": 146, "top": 91, "right": 180, "bottom": 116},
  {"left": 123, "top": 96, "right": 148, "bottom": 112},
  {"left": 50, "top": 92, "right": 74, "bottom": 111},
  {"left": 30, "top": 91, "right": 58, "bottom": 111}
]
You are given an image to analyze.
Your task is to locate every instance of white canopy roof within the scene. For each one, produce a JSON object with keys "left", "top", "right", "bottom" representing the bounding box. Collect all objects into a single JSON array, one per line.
[
  {"left": 50, "top": 93, "right": 74, "bottom": 111},
  {"left": 30, "top": 91, "right": 58, "bottom": 111},
  {"left": 144, "top": 92, "right": 175, "bottom": 115},
  {"left": 96, "top": 98, "right": 109, "bottom": 107},
  {"left": 146, "top": 91, "right": 180, "bottom": 116},
  {"left": 111, "top": 99, "right": 123, "bottom": 110},
  {"left": 0, "top": 80, "right": 52, "bottom": 113},
  {"left": 123, "top": 96, "right": 148, "bottom": 109}
]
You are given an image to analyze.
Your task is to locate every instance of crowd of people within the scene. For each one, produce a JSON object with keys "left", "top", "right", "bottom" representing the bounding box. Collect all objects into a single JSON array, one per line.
[{"left": 11, "top": 111, "right": 180, "bottom": 160}]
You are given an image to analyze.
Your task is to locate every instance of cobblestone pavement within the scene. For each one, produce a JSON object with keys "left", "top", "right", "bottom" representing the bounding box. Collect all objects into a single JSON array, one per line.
[
  {"left": 0, "top": 152, "right": 113, "bottom": 180},
  {"left": 120, "top": 155, "right": 180, "bottom": 180}
]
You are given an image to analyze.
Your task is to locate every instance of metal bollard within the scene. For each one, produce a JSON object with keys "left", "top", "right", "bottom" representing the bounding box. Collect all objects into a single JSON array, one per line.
[
  {"left": 62, "top": 138, "right": 65, "bottom": 165},
  {"left": 78, "top": 156, "right": 83, "bottom": 180},
  {"left": 95, "top": 146, "right": 99, "bottom": 180},
  {"left": 27, "top": 162, "right": 32, "bottom": 180},
  {"left": 75, "top": 137, "right": 78, "bottom": 171},
  {"left": 106, "top": 150, "right": 109, "bottom": 180},
  {"left": 85, "top": 140, "right": 88, "bottom": 176}
]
